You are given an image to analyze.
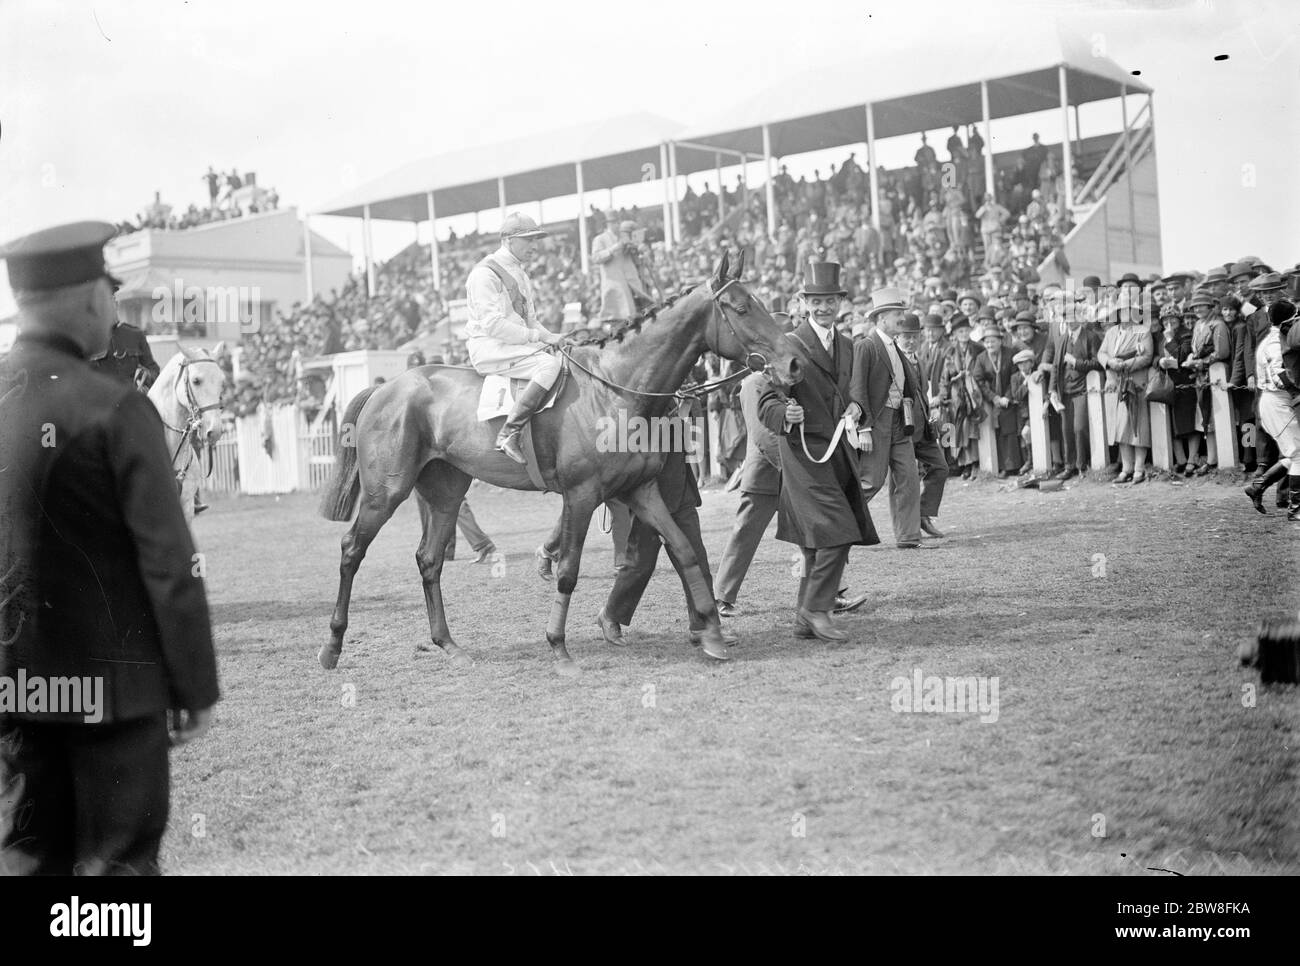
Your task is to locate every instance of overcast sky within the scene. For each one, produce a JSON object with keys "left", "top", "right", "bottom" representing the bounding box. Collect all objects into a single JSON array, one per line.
[{"left": 2, "top": 0, "right": 1297, "bottom": 316}]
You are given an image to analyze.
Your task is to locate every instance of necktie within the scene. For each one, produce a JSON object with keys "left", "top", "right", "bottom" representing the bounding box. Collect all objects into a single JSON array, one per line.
[{"left": 880, "top": 335, "right": 905, "bottom": 407}]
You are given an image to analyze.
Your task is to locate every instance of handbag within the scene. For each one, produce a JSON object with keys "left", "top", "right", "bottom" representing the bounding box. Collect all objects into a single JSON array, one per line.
[{"left": 1145, "top": 366, "right": 1177, "bottom": 405}]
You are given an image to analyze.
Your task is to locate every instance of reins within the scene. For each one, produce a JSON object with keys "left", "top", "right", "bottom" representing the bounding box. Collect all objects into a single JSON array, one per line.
[{"left": 158, "top": 356, "right": 225, "bottom": 483}]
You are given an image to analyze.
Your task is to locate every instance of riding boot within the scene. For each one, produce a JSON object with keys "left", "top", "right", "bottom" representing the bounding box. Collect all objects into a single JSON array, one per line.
[
  {"left": 1289, "top": 481, "right": 1300, "bottom": 522},
  {"left": 495, "top": 379, "right": 552, "bottom": 465},
  {"left": 1244, "top": 461, "right": 1289, "bottom": 514}
]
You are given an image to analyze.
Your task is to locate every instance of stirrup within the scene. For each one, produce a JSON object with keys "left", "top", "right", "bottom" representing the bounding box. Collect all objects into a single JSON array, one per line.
[{"left": 495, "top": 430, "right": 526, "bottom": 465}]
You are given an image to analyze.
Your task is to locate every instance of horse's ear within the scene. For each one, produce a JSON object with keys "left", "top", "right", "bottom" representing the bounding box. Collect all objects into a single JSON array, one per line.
[
  {"left": 732, "top": 248, "right": 747, "bottom": 281},
  {"left": 713, "top": 251, "right": 730, "bottom": 289},
  {"left": 211, "top": 341, "right": 227, "bottom": 359},
  {"left": 178, "top": 343, "right": 194, "bottom": 360}
]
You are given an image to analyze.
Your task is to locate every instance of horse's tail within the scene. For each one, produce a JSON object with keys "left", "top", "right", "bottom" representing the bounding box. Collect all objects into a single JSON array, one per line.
[{"left": 318, "top": 386, "right": 376, "bottom": 522}]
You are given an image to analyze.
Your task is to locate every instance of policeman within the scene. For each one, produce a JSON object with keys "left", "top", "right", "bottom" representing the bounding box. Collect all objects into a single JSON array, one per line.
[{"left": 0, "top": 222, "right": 219, "bottom": 875}]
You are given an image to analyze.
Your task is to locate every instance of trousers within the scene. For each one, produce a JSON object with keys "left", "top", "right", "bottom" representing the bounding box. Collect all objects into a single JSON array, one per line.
[
  {"left": 713, "top": 490, "right": 779, "bottom": 605},
  {"left": 1, "top": 715, "right": 169, "bottom": 876},
  {"left": 913, "top": 434, "right": 949, "bottom": 518},
  {"left": 859, "top": 407, "right": 921, "bottom": 545},
  {"left": 798, "top": 546, "right": 851, "bottom": 612},
  {"left": 605, "top": 505, "right": 714, "bottom": 630}
]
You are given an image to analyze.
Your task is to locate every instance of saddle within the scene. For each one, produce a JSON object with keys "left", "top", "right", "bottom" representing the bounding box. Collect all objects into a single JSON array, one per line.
[{"left": 474, "top": 363, "right": 569, "bottom": 493}]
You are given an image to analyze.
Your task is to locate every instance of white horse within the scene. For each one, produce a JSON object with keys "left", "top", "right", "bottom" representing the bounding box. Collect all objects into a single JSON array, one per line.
[{"left": 147, "top": 343, "right": 230, "bottom": 525}]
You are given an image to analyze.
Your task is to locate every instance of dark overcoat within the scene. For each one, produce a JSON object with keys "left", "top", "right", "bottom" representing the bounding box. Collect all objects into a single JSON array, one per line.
[{"left": 758, "top": 322, "right": 878, "bottom": 549}]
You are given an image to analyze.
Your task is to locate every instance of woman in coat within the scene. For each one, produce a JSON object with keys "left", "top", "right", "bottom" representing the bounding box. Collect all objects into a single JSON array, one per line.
[
  {"left": 972, "top": 325, "right": 1022, "bottom": 476},
  {"left": 941, "top": 314, "right": 985, "bottom": 478},
  {"left": 1153, "top": 303, "right": 1198, "bottom": 474},
  {"left": 1184, "top": 290, "right": 1233, "bottom": 474},
  {"left": 1098, "top": 303, "right": 1154, "bottom": 483}
]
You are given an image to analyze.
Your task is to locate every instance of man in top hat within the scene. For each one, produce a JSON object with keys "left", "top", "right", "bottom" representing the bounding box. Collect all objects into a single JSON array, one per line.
[
  {"left": 893, "top": 311, "right": 950, "bottom": 538},
  {"left": 848, "top": 285, "right": 929, "bottom": 548},
  {"left": 465, "top": 212, "right": 566, "bottom": 463},
  {"left": 591, "top": 211, "right": 645, "bottom": 321},
  {"left": 757, "top": 261, "right": 879, "bottom": 641},
  {"left": 0, "top": 221, "right": 219, "bottom": 874}
]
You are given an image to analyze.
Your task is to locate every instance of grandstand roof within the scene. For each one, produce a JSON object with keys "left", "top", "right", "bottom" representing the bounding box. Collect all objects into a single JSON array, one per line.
[
  {"left": 678, "top": 23, "right": 1150, "bottom": 159},
  {"left": 314, "top": 24, "right": 1149, "bottom": 224},
  {"left": 314, "top": 112, "right": 685, "bottom": 222}
]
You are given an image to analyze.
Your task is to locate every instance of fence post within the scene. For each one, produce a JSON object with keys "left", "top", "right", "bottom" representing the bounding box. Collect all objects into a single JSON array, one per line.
[
  {"left": 978, "top": 402, "right": 997, "bottom": 473},
  {"left": 1148, "top": 400, "right": 1173, "bottom": 471},
  {"left": 1028, "top": 376, "right": 1050, "bottom": 474},
  {"left": 1209, "top": 362, "right": 1237, "bottom": 468},
  {"left": 1087, "top": 371, "right": 1107, "bottom": 469}
]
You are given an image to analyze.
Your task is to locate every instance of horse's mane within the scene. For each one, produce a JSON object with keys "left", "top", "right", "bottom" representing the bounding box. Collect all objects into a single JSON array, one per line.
[{"left": 564, "top": 284, "right": 702, "bottom": 352}]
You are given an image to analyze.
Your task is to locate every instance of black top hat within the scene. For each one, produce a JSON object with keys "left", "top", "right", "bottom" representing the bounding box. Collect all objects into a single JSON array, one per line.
[{"left": 799, "top": 260, "right": 847, "bottom": 296}]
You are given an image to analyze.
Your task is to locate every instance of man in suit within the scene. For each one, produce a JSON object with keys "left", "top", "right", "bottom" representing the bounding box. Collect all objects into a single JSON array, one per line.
[
  {"left": 0, "top": 221, "right": 219, "bottom": 875},
  {"left": 1041, "top": 296, "right": 1103, "bottom": 479},
  {"left": 758, "top": 261, "right": 879, "bottom": 641},
  {"left": 713, "top": 371, "right": 782, "bottom": 617},
  {"left": 894, "top": 313, "right": 949, "bottom": 538},
  {"left": 591, "top": 212, "right": 646, "bottom": 321},
  {"left": 848, "top": 286, "right": 929, "bottom": 548},
  {"left": 595, "top": 447, "right": 736, "bottom": 649}
]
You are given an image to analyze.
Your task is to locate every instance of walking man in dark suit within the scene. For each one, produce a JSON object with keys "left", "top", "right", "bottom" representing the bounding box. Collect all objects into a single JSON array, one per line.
[
  {"left": 0, "top": 222, "right": 220, "bottom": 875},
  {"left": 758, "top": 261, "right": 879, "bottom": 642},
  {"left": 713, "top": 370, "right": 782, "bottom": 617},
  {"left": 894, "top": 313, "right": 949, "bottom": 537},
  {"left": 849, "top": 286, "right": 929, "bottom": 548}
]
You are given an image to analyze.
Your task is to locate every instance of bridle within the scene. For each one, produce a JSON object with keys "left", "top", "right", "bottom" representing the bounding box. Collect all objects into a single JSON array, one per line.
[
  {"left": 558, "top": 279, "right": 773, "bottom": 402},
  {"left": 158, "top": 355, "right": 225, "bottom": 482}
]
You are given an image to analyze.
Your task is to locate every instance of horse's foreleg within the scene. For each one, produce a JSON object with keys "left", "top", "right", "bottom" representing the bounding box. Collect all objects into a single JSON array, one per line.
[
  {"left": 623, "top": 480, "right": 728, "bottom": 662},
  {"left": 547, "top": 491, "right": 599, "bottom": 677},
  {"left": 321, "top": 494, "right": 401, "bottom": 669},
  {"left": 414, "top": 492, "right": 472, "bottom": 664}
]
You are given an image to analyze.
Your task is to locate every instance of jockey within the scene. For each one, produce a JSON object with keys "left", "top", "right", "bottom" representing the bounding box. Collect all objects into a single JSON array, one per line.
[{"left": 465, "top": 212, "right": 566, "bottom": 463}]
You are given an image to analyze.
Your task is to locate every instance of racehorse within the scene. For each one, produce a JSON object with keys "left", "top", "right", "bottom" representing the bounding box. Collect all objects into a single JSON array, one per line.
[
  {"left": 147, "top": 343, "right": 229, "bottom": 525},
  {"left": 317, "top": 252, "right": 804, "bottom": 674}
]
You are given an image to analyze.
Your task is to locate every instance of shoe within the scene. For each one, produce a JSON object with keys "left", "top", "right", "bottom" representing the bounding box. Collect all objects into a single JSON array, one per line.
[
  {"left": 193, "top": 502, "right": 209, "bottom": 515},
  {"left": 998, "top": 470, "right": 1012, "bottom": 479},
  {"left": 1194, "top": 463, "right": 1211, "bottom": 477},
  {"left": 1181, "top": 463, "right": 1196, "bottom": 477},
  {"left": 535, "top": 545, "right": 556, "bottom": 580},
  {"left": 897, "top": 542, "right": 937, "bottom": 550},
  {"left": 596, "top": 609, "right": 626, "bottom": 646},
  {"left": 473, "top": 544, "right": 496, "bottom": 564},
  {"left": 689, "top": 626, "right": 739, "bottom": 646},
  {"left": 795, "top": 608, "right": 849, "bottom": 642},
  {"left": 1130, "top": 471, "right": 1147, "bottom": 484},
  {"left": 833, "top": 592, "right": 870, "bottom": 614},
  {"left": 793, "top": 617, "right": 817, "bottom": 639},
  {"left": 1020, "top": 461, "right": 1035, "bottom": 475},
  {"left": 715, "top": 600, "right": 737, "bottom": 618},
  {"left": 1056, "top": 467, "right": 1079, "bottom": 482},
  {"left": 1112, "top": 471, "right": 1133, "bottom": 485},
  {"left": 494, "top": 380, "right": 551, "bottom": 464},
  {"left": 920, "top": 516, "right": 945, "bottom": 538},
  {"left": 1245, "top": 462, "right": 1289, "bottom": 514}
]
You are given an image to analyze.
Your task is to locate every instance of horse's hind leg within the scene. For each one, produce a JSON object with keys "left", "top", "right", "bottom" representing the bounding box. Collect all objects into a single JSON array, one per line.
[
  {"left": 414, "top": 462, "right": 473, "bottom": 662},
  {"left": 321, "top": 489, "right": 406, "bottom": 670},
  {"left": 547, "top": 486, "right": 600, "bottom": 677}
]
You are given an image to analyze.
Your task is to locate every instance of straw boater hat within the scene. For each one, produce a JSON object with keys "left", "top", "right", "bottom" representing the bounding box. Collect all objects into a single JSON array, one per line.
[{"left": 799, "top": 260, "right": 847, "bottom": 296}]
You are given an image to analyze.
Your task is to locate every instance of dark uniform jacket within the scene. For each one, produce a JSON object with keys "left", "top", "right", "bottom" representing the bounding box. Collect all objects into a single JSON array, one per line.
[
  {"left": 737, "top": 371, "right": 781, "bottom": 497},
  {"left": 90, "top": 321, "right": 160, "bottom": 389},
  {"left": 757, "top": 321, "right": 878, "bottom": 549},
  {"left": 0, "top": 332, "right": 219, "bottom": 724}
]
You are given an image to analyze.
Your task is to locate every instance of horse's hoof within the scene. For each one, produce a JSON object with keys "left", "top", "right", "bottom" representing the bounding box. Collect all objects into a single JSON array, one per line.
[
  {"left": 554, "top": 659, "right": 581, "bottom": 678},
  {"left": 442, "top": 642, "right": 475, "bottom": 665},
  {"left": 700, "top": 635, "right": 731, "bottom": 662},
  {"left": 319, "top": 646, "right": 340, "bottom": 670}
]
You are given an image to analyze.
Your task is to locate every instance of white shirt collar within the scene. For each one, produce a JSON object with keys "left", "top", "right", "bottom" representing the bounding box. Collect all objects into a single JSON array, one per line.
[
  {"left": 809, "top": 319, "right": 835, "bottom": 350},
  {"left": 495, "top": 243, "right": 522, "bottom": 271}
]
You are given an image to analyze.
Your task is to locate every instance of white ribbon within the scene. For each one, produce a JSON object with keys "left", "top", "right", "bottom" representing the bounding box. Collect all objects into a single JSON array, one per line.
[{"left": 799, "top": 413, "right": 863, "bottom": 464}]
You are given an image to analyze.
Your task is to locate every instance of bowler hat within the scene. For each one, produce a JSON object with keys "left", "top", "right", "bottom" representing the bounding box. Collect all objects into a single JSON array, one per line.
[
  {"left": 956, "top": 288, "right": 982, "bottom": 307},
  {"left": 1228, "top": 260, "right": 1255, "bottom": 280},
  {"left": 799, "top": 260, "right": 847, "bottom": 296},
  {"left": 923, "top": 312, "right": 946, "bottom": 328},
  {"left": 501, "top": 212, "right": 549, "bottom": 239},
  {"left": 1117, "top": 272, "right": 1144, "bottom": 287},
  {"left": 0, "top": 220, "right": 119, "bottom": 292},
  {"left": 950, "top": 315, "right": 972, "bottom": 331},
  {"left": 895, "top": 312, "right": 922, "bottom": 333},
  {"left": 1161, "top": 270, "right": 1194, "bottom": 284},
  {"left": 976, "top": 305, "right": 997, "bottom": 322},
  {"left": 1082, "top": 275, "right": 1102, "bottom": 290}
]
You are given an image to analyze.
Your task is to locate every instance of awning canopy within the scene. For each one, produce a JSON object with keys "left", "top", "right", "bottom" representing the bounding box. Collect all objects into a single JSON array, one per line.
[
  {"left": 314, "top": 112, "right": 685, "bottom": 222},
  {"left": 674, "top": 22, "right": 1150, "bottom": 162}
]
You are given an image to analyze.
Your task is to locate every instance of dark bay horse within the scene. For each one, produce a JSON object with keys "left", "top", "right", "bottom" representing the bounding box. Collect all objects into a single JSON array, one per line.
[{"left": 317, "top": 252, "right": 803, "bottom": 674}]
